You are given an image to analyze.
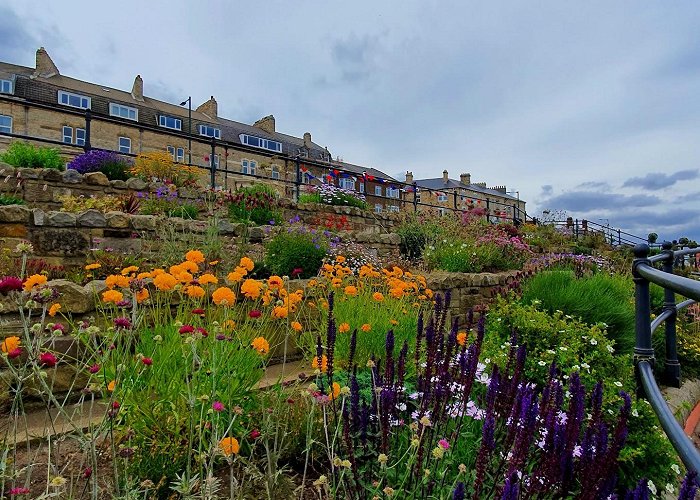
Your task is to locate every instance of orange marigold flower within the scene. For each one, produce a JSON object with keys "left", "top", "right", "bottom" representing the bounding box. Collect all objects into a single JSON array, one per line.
[
  {"left": 137, "top": 271, "right": 153, "bottom": 280},
  {"left": 169, "top": 264, "right": 184, "bottom": 276},
  {"left": 330, "top": 381, "right": 341, "bottom": 400},
  {"left": 291, "top": 321, "right": 303, "bottom": 332},
  {"left": 361, "top": 323, "right": 371, "bottom": 332},
  {"left": 268, "top": 276, "right": 283, "bottom": 289},
  {"left": 84, "top": 263, "right": 101, "bottom": 271},
  {"left": 331, "top": 278, "right": 342, "bottom": 288},
  {"left": 372, "top": 292, "right": 384, "bottom": 302},
  {"left": 389, "top": 287, "right": 405, "bottom": 299},
  {"left": 23, "top": 274, "right": 47, "bottom": 292},
  {"left": 344, "top": 285, "right": 358, "bottom": 297},
  {"left": 219, "top": 436, "right": 240, "bottom": 456},
  {"left": 251, "top": 336, "right": 270, "bottom": 354},
  {"left": 212, "top": 287, "right": 236, "bottom": 306},
  {"left": 272, "top": 305, "right": 289, "bottom": 319},
  {"left": 336, "top": 255, "right": 346, "bottom": 263},
  {"left": 136, "top": 289, "right": 149, "bottom": 303},
  {"left": 120, "top": 265, "right": 139, "bottom": 275},
  {"left": 175, "top": 271, "right": 194, "bottom": 283},
  {"left": 456, "top": 331, "right": 467, "bottom": 346},
  {"left": 209, "top": 260, "right": 219, "bottom": 266},
  {"left": 102, "top": 290, "right": 124, "bottom": 304},
  {"left": 198, "top": 273, "right": 218, "bottom": 285},
  {"left": 153, "top": 273, "right": 178, "bottom": 291},
  {"left": 239, "top": 256, "right": 254, "bottom": 272},
  {"left": 241, "top": 279, "right": 262, "bottom": 299},
  {"left": 312, "top": 354, "right": 328, "bottom": 373},
  {"left": 48, "top": 303, "right": 61, "bottom": 317},
  {"left": 425, "top": 289, "right": 434, "bottom": 299},
  {"left": 185, "top": 250, "right": 205, "bottom": 264},
  {"left": 185, "top": 285, "right": 206, "bottom": 298},
  {"left": 390, "top": 319, "right": 398, "bottom": 326},
  {"left": 180, "top": 260, "right": 199, "bottom": 273},
  {"left": 227, "top": 270, "right": 245, "bottom": 283},
  {"left": 107, "top": 380, "right": 116, "bottom": 392},
  {"left": 1, "top": 336, "right": 20, "bottom": 353},
  {"left": 223, "top": 319, "right": 236, "bottom": 330},
  {"left": 339, "top": 322, "right": 350, "bottom": 333},
  {"left": 105, "top": 274, "right": 131, "bottom": 289}
]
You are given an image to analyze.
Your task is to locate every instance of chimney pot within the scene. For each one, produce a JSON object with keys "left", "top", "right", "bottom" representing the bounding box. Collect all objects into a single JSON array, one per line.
[
  {"left": 405, "top": 171, "right": 413, "bottom": 183},
  {"left": 131, "top": 75, "right": 144, "bottom": 101},
  {"left": 460, "top": 173, "right": 471, "bottom": 185},
  {"left": 34, "top": 47, "right": 59, "bottom": 78},
  {"left": 196, "top": 96, "right": 218, "bottom": 118},
  {"left": 442, "top": 169, "right": 449, "bottom": 182},
  {"left": 303, "top": 132, "right": 312, "bottom": 149},
  {"left": 252, "top": 115, "right": 275, "bottom": 134}
]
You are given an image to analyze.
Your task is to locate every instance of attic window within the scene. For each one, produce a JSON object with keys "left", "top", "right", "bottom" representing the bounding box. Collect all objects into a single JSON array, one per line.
[
  {"left": 58, "top": 90, "right": 90, "bottom": 109},
  {"left": 159, "top": 115, "right": 182, "bottom": 130},
  {"left": 240, "top": 134, "right": 282, "bottom": 153},
  {"left": 0, "top": 79, "right": 12, "bottom": 94}
]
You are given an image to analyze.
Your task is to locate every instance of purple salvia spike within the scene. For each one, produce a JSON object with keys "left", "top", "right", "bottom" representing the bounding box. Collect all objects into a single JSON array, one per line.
[
  {"left": 452, "top": 482, "right": 466, "bottom": 500},
  {"left": 678, "top": 471, "right": 699, "bottom": 500},
  {"left": 348, "top": 328, "right": 357, "bottom": 372},
  {"left": 500, "top": 472, "right": 520, "bottom": 500}
]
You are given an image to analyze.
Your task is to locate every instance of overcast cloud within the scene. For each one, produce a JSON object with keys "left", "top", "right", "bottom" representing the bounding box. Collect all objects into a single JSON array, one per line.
[{"left": 1, "top": 0, "right": 699, "bottom": 242}]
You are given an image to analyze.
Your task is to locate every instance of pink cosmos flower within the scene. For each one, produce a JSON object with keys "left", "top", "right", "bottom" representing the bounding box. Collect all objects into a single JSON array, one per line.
[{"left": 212, "top": 401, "right": 225, "bottom": 412}]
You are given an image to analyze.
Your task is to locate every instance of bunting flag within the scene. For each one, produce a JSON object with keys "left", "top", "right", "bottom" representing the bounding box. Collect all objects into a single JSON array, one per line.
[{"left": 404, "top": 186, "right": 415, "bottom": 192}]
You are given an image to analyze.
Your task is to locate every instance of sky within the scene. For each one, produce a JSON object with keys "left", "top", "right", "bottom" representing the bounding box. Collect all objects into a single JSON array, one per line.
[{"left": 1, "top": 1, "right": 699, "bottom": 243}]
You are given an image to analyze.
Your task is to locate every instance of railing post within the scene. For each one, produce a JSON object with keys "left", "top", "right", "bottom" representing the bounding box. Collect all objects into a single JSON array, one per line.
[
  {"left": 413, "top": 182, "right": 418, "bottom": 212},
  {"left": 633, "top": 244, "right": 654, "bottom": 397},
  {"left": 210, "top": 137, "right": 216, "bottom": 190},
  {"left": 453, "top": 190, "right": 458, "bottom": 210},
  {"left": 295, "top": 158, "right": 301, "bottom": 202},
  {"left": 575, "top": 219, "right": 579, "bottom": 239},
  {"left": 84, "top": 110, "right": 91, "bottom": 152},
  {"left": 661, "top": 241, "right": 681, "bottom": 388},
  {"left": 617, "top": 229, "right": 621, "bottom": 246}
]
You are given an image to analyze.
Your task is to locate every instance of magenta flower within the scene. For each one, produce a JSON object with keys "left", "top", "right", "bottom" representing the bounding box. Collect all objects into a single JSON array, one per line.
[
  {"left": 438, "top": 438, "right": 450, "bottom": 450},
  {"left": 113, "top": 317, "right": 132, "bottom": 329},
  {"left": 179, "top": 325, "right": 194, "bottom": 334},
  {"left": 0, "top": 276, "right": 23, "bottom": 295},
  {"left": 9, "top": 486, "right": 30, "bottom": 495},
  {"left": 88, "top": 363, "right": 100, "bottom": 374},
  {"left": 249, "top": 310, "right": 262, "bottom": 318},
  {"left": 141, "top": 357, "right": 153, "bottom": 366},
  {"left": 39, "top": 352, "right": 57, "bottom": 367},
  {"left": 212, "top": 401, "right": 225, "bottom": 412}
]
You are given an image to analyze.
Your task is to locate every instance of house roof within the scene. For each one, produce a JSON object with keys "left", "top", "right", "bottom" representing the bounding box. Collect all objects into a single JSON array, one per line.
[
  {"left": 331, "top": 159, "right": 398, "bottom": 183},
  {"left": 415, "top": 177, "right": 519, "bottom": 201},
  {"left": 0, "top": 61, "right": 329, "bottom": 160}
]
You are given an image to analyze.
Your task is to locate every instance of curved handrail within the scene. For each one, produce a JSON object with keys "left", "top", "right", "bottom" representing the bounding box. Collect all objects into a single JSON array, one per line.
[{"left": 633, "top": 243, "right": 700, "bottom": 474}]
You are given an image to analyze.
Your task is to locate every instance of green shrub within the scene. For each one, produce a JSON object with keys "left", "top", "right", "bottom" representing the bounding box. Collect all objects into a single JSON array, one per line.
[
  {"left": 227, "top": 184, "right": 281, "bottom": 225},
  {"left": 424, "top": 236, "right": 530, "bottom": 273},
  {"left": 0, "top": 194, "right": 24, "bottom": 206},
  {"left": 521, "top": 270, "right": 636, "bottom": 353},
  {"left": 0, "top": 141, "right": 64, "bottom": 170},
  {"left": 168, "top": 204, "right": 199, "bottom": 219},
  {"left": 264, "top": 225, "right": 329, "bottom": 278}
]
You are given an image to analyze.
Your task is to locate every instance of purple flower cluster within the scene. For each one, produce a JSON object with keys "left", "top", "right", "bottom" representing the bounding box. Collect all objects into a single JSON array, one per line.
[{"left": 68, "top": 150, "right": 130, "bottom": 174}]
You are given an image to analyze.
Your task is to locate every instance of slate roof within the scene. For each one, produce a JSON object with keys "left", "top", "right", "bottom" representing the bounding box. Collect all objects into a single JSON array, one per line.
[
  {"left": 415, "top": 177, "right": 519, "bottom": 201},
  {"left": 331, "top": 159, "right": 398, "bottom": 183},
  {"left": 0, "top": 61, "right": 329, "bottom": 160}
]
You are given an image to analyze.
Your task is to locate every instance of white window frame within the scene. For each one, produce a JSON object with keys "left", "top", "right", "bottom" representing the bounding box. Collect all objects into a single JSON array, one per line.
[
  {"left": 118, "top": 136, "right": 131, "bottom": 154},
  {"left": 109, "top": 103, "right": 138, "bottom": 121},
  {"left": 241, "top": 159, "right": 257, "bottom": 175},
  {"left": 0, "top": 79, "right": 12, "bottom": 94},
  {"left": 374, "top": 185, "right": 382, "bottom": 196},
  {"left": 210, "top": 154, "right": 219, "bottom": 168},
  {"left": 0, "top": 114, "right": 12, "bottom": 134},
  {"left": 62, "top": 126, "right": 85, "bottom": 146},
  {"left": 271, "top": 165, "right": 280, "bottom": 180},
  {"left": 303, "top": 172, "right": 311, "bottom": 184},
  {"left": 359, "top": 182, "right": 365, "bottom": 193},
  {"left": 388, "top": 205, "right": 400, "bottom": 213},
  {"left": 176, "top": 147, "right": 184, "bottom": 162},
  {"left": 339, "top": 178, "right": 355, "bottom": 191},
  {"left": 374, "top": 204, "right": 383, "bottom": 213},
  {"left": 437, "top": 194, "right": 448, "bottom": 202},
  {"left": 167, "top": 145, "right": 175, "bottom": 160},
  {"left": 239, "top": 134, "right": 282, "bottom": 153},
  {"left": 198, "top": 124, "right": 221, "bottom": 139},
  {"left": 159, "top": 115, "right": 182, "bottom": 130},
  {"left": 58, "top": 90, "right": 91, "bottom": 109},
  {"left": 387, "top": 187, "right": 400, "bottom": 198}
]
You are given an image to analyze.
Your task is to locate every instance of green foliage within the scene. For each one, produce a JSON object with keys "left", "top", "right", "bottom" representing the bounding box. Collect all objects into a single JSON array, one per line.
[
  {"left": 59, "top": 194, "right": 123, "bottom": 213},
  {"left": 521, "top": 270, "right": 636, "bottom": 354},
  {"left": 264, "top": 226, "right": 328, "bottom": 278},
  {"left": 0, "top": 194, "right": 24, "bottom": 205},
  {"left": 0, "top": 141, "right": 64, "bottom": 170},
  {"left": 424, "top": 238, "right": 530, "bottom": 272},
  {"left": 227, "top": 183, "right": 281, "bottom": 225},
  {"left": 395, "top": 213, "right": 445, "bottom": 260},
  {"left": 168, "top": 203, "right": 199, "bottom": 219},
  {"left": 99, "top": 159, "right": 132, "bottom": 181}
]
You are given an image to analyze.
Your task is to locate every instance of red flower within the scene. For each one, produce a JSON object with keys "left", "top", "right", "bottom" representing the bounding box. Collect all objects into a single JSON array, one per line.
[
  {"left": 179, "top": 325, "right": 195, "bottom": 334},
  {"left": 0, "top": 276, "right": 23, "bottom": 295},
  {"left": 39, "top": 352, "right": 57, "bottom": 367},
  {"left": 192, "top": 308, "right": 205, "bottom": 315},
  {"left": 250, "top": 429, "right": 261, "bottom": 439},
  {"left": 196, "top": 327, "right": 208, "bottom": 337},
  {"left": 83, "top": 467, "right": 93, "bottom": 478},
  {"left": 249, "top": 310, "right": 262, "bottom": 318},
  {"left": 291, "top": 268, "right": 303, "bottom": 278},
  {"left": 111, "top": 401, "right": 121, "bottom": 409},
  {"left": 141, "top": 357, "right": 153, "bottom": 366},
  {"left": 89, "top": 364, "right": 100, "bottom": 373},
  {"left": 9, "top": 487, "right": 30, "bottom": 495},
  {"left": 8, "top": 348, "right": 22, "bottom": 359}
]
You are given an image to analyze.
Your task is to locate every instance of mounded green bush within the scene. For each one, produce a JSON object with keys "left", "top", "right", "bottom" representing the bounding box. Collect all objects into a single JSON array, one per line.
[
  {"left": 0, "top": 141, "right": 64, "bottom": 170},
  {"left": 264, "top": 226, "right": 329, "bottom": 279},
  {"left": 228, "top": 184, "right": 281, "bottom": 225}
]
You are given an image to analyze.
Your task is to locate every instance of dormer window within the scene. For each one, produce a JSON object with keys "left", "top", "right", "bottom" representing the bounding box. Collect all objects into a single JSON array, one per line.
[
  {"left": 58, "top": 90, "right": 90, "bottom": 109},
  {"left": 159, "top": 115, "right": 182, "bottom": 130},
  {"left": 198, "top": 124, "right": 221, "bottom": 139},
  {"left": 0, "top": 79, "right": 12, "bottom": 94},
  {"left": 240, "top": 134, "right": 282, "bottom": 153},
  {"left": 110, "top": 103, "right": 138, "bottom": 121}
]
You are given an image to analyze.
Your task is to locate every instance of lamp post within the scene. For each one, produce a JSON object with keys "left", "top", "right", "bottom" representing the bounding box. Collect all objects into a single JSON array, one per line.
[{"left": 179, "top": 97, "right": 192, "bottom": 165}]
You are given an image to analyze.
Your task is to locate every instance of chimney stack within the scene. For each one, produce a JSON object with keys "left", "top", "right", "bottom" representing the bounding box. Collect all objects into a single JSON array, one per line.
[
  {"left": 303, "top": 132, "right": 312, "bottom": 149},
  {"left": 442, "top": 169, "right": 449, "bottom": 183},
  {"left": 34, "top": 47, "right": 59, "bottom": 78},
  {"left": 131, "top": 75, "right": 144, "bottom": 101},
  {"left": 252, "top": 115, "right": 275, "bottom": 134},
  {"left": 405, "top": 171, "right": 413, "bottom": 183},
  {"left": 196, "top": 96, "right": 218, "bottom": 118},
  {"left": 460, "top": 173, "right": 471, "bottom": 185}
]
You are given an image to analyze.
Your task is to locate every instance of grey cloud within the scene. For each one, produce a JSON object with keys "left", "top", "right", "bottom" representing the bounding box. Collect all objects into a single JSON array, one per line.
[
  {"left": 622, "top": 169, "right": 698, "bottom": 190},
  {"left": 677, "top": 192, "right": 700, "bottom": 203},
  {"left": 541, "top": 191, "right": 661, "bottom": 213},
  {"left": 148, "top": 80, "right": 184, "bottom": 107},
  {"left": 330, "top": 33, "right": 383, "bottom": 84},
  {"left": 576, "top": 181, "right": 611, "bottom": 191},
  {"left": 540, "top": 185, "right": 553, "bottom": 197},
  {"left": 0, "top": 7, "right": 38, "bottom": 63}
]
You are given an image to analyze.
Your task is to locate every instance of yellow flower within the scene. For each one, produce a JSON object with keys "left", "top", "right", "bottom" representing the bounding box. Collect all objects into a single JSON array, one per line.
[
  {"left": 136, "top": 289, "right": 149, "bottom": 303},
  {"left": 48, "top": 303, "right": 61, "bottom": 317},
  {"left": 361, "top": 324, "right": 371, "bottom": 332},
  {"left": 175, "top": 271, "right": 193, "bottom": 284},
  {"left": 102, "top": 290, "right": 124, "bottom": 304},
  {"left": 107, "top": 380, "right": 116, "bottom": 392},
  {"left": 120, "top": 265, "right": 139, "bottom": 275},
  {"left": 153, "top": 273, "right": 178, "bottom": 291},
  {"left": 239, "top": 256, "right": 255, "bottom": 272},
  {"left": 84, "top": 263, "right": 101, "bottom": 271},
  {"left": 227, "top": 269, "right": 246, "bottom": 283},
  {"left": 312, "top": 354, "right": 328, "bottom": 373},
  {"left": 105, "top": 274, "right": 130, "bottom": 289},
  {"left": 344, "top": 285, "right": 358, "bottom": 297},
  {"left": 219, "top": 437, "right": 240, "bottom": 456},
  {"left": 198, "top": 273, "right": 218, "bottom": 285},
  {"left": 251, "top": 336, "right": 270, "bottom": 354},
  {"left": 241, "top": 279, "right": 262, "bottom": 299},
  {"left": 372, "top": 292, "right": 384, "bottom": 302},
  {"left": 23, "top": 274, "right": 47, "bottom": 292},
  {"left": 185, "top": 250, "right": 205, "bottom": 264},
  {"left": 339, "top": 322, "right": 350, "bottom": 333},
  {"left": 390, "top": 287, "right": 405, "bottom": 299},
  {"left": 457, "top": 332, "right": 467, "bottom": 346},
  {"left": 223, "top": 319, "right": 236, "bottom": 330},
  {"left": 390, "top": 319, "right": 398, "bottom": 326},
  {"left": 185, "top": 285, "right": 205, "bottom": 298},
  {"left": 330, "top": 382, "right": 341, "bottom": 400},
  {"left": 212, "top": 287, "right": 236, "bottom": 306},
  {"left": 1, "top": 336, "right": 20, "bottom": 353},
  {"left": 291, "top": 321, "right": 303, "bottom": 332},
  {"left": 137, "top": 271, "right": 153, "bottom": 280},
  {"left": 268, "top": 275, "right": 284, "bottom": 289}
]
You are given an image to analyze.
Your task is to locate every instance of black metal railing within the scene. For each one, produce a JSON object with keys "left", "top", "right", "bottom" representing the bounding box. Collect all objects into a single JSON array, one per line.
[
  {"left": 547, "top": 218, "right": 653, "bottom": 248},
  {"left": 633, "top": 242, "right": 700, "bottom": 473},
  {"left": 0, "top": 105, "right": 529, "bottom": 224}
]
